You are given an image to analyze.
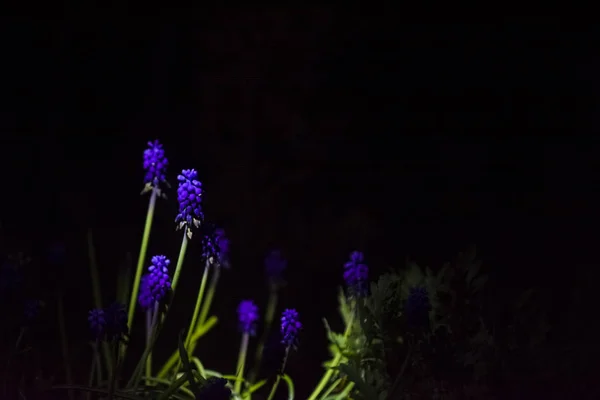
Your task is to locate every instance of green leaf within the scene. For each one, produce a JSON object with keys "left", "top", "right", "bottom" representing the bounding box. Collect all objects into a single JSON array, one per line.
[
  {"left": 177, "top": 330, "right": 199, "bottom": 394},
  {"left": 338, "top": 363, "right": 378, "bottom": 400},
  {"left": 323, "top": 318, "right": 346, "bottom": 350}
]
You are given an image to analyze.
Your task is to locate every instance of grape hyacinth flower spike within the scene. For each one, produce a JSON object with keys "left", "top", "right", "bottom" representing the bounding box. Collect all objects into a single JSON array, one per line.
[
  {"left": 343, "top": 250, "right": 369, "bottom": 298},
  {"left": 142, "top": 139, "right": 168, "bottom": 193},
  {"left": 175, "top": 169, "right": 204, "bottom": 239},
  {"left": 138, "top": 255, "right": 171, "bottom": 310},
  {"left": 281, "top": 308, "right": 302, "bottom": 349},
  {"left": 238, "top": 300, "right": 259, "bottom": 336},
  {"left": 203, "top": 227, "right": 230, "bottom": 269},
  {"left": 234, "top": 300, "right": 259, "bottom": 393}
]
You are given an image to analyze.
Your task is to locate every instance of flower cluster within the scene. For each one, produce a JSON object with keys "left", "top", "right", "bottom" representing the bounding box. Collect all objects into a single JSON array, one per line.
[
  {"left": 281, "top": 308, "right": 302, "bottom": 348},
  {"left": 265, "top": 249, "right": 287, "bottom": 287},
  {"left": 175, "top": 169, "right": 204, "bottom": 236},
  {"left": 88, "top": 302, "right": 128, "bottom": 341},
  {"left": 405, "top": 287, "right": 432, "bottom": 328},
  {"left": 237, "top": 300, "right": 259, "bottom": 335},
  {"left": 138, "top": 255, "right": 171, "bottom": 310},
  {"left": 143, "top": 140, "right": 168, "bottom": 188},
  {"left": 343, "top": 251, "right": 369, "bottom": 297},
  {"left": 202, "top": 228, "right": 230, "bottom": 268}
]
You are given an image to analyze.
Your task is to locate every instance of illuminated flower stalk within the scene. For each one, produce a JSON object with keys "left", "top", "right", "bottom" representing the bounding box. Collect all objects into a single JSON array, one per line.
[
  {"left": 267, "top": 309, "right": 302, "bottom": 400},
  {"left": 159, "top": 227, "right": 230, "bottom": 380},
  {"left": 175, "top": 169, "right": 204, "bottom": 239},
  {"left": 309, "top": 251, "right": 367, "bottom": 400},
  {"left": 343, "top": 251, "right": 369, "bottom": 297},
  {"left": 234, "top": 300, "right": 259, "bottom": 394},
  {"left": 125, "top": 140, "right": 169, "bottom": 362},
  {"left": 137, "top": 255, "right": 172, "bottom": 378}
]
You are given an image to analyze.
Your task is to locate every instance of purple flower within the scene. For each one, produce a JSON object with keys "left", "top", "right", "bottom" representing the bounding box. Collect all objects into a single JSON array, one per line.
[
  {"left": 280, "top": 308, "right": 302, "bottom": 348},
  {"left": 237, "top": 300, "right": 259, "bottom": 335},
  {"left": 143, "top": 140, "right": 168, "bottom": 187},
  {"left": 88, "top": 308, "right": 106, "bottom": 340},
  {"left": 175, "top": 169, "right": 204, "bottom": 236},
  {"left": 202, "top": 228, "right": 230, "bottom": 268},
  {"left": 343, "top": 251, "right": 369, "bottom": 297},
  {"left": 143, "top": 255, "right": 171, "bottom": 307},
  {"left": 104, "top": 302, "right": 128, "bottom": 341},
  {"left": 138, "top": 274, "right": 153, "bottom": 310},
  {"left": 196, "top": 377, "right": 231, "bottom": 400},
  {"left": 265, "top": 250, "right": 287, "bottom": 285},
  {"left": 405, "top": 287, "right": 431, "bottom": 329}
]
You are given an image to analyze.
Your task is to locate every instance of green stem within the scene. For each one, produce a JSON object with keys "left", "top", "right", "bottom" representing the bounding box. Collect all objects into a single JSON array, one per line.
[
  {"left": 249, "top": 288, "right": 278, "bottom": 383},
  {"left": 87, "top": 229, "right": 113, "bottom": 376},
  {"left": 145, "top": 303, "right": 158, "bottom": 383},
  {"left": 107, "top": 341, "right": 119, "bottom": 400},
  {"left": 57, "top": 292, "right": 74, "bottom": 400},
  {"left": 124, "top": 190, "right": 157, "bottom": 361},
  {"left": 234, "top": 332, "right": 250, "bottom": 395},
  {"left": 267, "top": 347, "right": 290, "bottom": 400},
  {"left": 197, "top": 264, "right": 221, "bottom": 328},
  {"left": 179, "top": 260, "right": 211, "bottom": 375},
  {"left": 171, "top": 230, "right": 189, "bottom": 294},
  {"left": 155, "top": 316, "right": 217, "bottom": 379},
  {"left": 319, "top": 378, "right": 342, "bottom": 400},
  {"left": 307, "top": 307, "right": 356, "bottom": 400}
]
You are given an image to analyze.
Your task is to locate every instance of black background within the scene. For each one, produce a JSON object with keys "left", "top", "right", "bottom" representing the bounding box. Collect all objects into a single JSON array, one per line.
[{"left": 1, "top": 14, "right": 598, "bottom": 398}]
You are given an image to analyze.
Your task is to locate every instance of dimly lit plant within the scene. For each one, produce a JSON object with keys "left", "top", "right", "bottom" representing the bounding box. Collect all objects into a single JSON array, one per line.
[{"left": 38, "top": 140, "right": 556, "bottom": 400}]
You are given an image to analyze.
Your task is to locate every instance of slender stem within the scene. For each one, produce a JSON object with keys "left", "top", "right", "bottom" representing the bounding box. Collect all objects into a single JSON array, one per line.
[
  {"left": 57, "top": 292, "right": 74, "bottom": 400},
  {"left": 307, "top": 306, "right": 356, "bottom": 400},
  {"left": 124, "top": 190, "right": 157, "bottom": 361},
  {"left": 267, "top": 347, "right": 289, "bottom": 400},
  {"left": 144, "top": 304, "right": 155, "bottom": 383},
  {"left": 234, "top": 332, "right": 250, "bottom": 395},
  {"left": 197, "top": 265, "right": 220, "bottom": 327},
  {"left": 107, "top": 341, "right": 119, "bottom": 400},
  {"left": 179, "top": 260, "right": 211, "bottom": 375},
  {"left": 155, "top": 316, "right": 217, "bottom": 379},
  {"left": 249, "top": 288, "right": 278, "bottom": 383},
  {"left": 171, "top": 230, "right": 189, "bottom": 294},
  {"left": 266, "top": 375, "right": 281, "bottom": 400}
]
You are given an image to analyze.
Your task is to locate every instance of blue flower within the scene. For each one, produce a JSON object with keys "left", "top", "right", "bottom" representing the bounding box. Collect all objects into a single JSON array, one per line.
[
  {"left": 175, "top": 169, "right": 203, "bottom": 237},
  {"left": 195, "top": 377, "right": 231, "bottom": 400},
  {"left": 343, "top": 251, "right": 369, "bottom": 297},
  {"left": 265, "top": 249, "right": 287, "bottom": 286},
  {"left": 237, "top": 300, "right": 259, "bottom": 335},
  {"left": 143, "top": 140, "right": 168, "bottom": 188},
  {"left": 143, "top": 255, "right": 171, "bottom": 307},
  {"left": 88, "top": 308, "right": 106, "bottom": 340},
  {"left": 280, "top": 308, "right": 302, "bottom": 348},
  {"left": 202, "top": 228, "right": 230, "bottom": 268},
  {"left": 405, "top": 287, "right": 431, "bottom": 328}
]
